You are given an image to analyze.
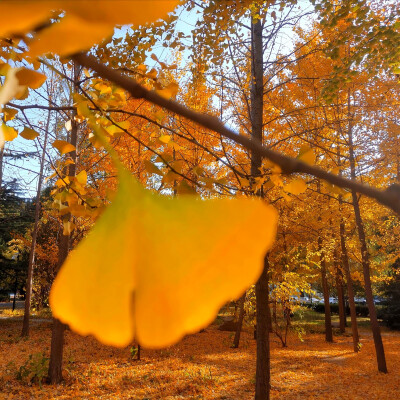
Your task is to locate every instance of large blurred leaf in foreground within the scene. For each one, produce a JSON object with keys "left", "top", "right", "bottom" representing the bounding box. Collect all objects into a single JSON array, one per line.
[
  {"left": 0, "top": 1, "right": 180, "bottom": 56},
  {"left": 50, "top": 169, "right": 278, "bottom": 348}
]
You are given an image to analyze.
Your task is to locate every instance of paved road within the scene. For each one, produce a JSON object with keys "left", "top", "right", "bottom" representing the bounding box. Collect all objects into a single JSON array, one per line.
[{"left": 0, "top": 300, "right": 24, "bottom": 309}]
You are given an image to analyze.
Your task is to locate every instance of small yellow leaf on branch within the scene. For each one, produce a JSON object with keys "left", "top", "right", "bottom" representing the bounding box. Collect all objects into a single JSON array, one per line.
[
  {"left": 3, "top": 108, "right": 18, "bottom": 122},
  {"left": 284, "top": 178, "right": 307, "bottom": 195},
  {"left": 297, "top": 145, "right": 316, "bottom": 165},
  {"left": 144, "top": 160, "right": 164, "bottom": 176},
  {"left": 15, "top": 68, "right": 47, "bottom": 89},
  {"left": 20, "top": 127, "right": 39, "bottom": 140},
  {"left": 76, "top": 170, "right": 88, "bottom": 186},
  {"left": 53, "top": 140, "right": 76, "bottom": 155}
]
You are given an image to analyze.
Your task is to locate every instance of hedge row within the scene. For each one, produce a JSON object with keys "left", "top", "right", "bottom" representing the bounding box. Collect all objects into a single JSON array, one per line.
[{"left": 309, "top": 303, "right": 372, "bottom": 317}]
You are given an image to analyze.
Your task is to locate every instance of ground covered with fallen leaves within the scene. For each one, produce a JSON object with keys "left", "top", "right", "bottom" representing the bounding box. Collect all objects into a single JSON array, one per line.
[{"left": 0, "top": 311, "right": 399, "bottom": 399}]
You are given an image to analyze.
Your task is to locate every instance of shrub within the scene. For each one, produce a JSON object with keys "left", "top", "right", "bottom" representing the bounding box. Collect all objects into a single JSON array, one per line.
[{"left": 16, "top": 352, "right": 49, "bottom": 387}]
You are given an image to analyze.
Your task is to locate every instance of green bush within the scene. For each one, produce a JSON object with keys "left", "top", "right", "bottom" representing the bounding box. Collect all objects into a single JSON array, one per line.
[
  {"left": 16, "top": 352, "right": 49, "bottom": 387},
  {"left": 381, "top": 259, "right": 400, "bottom": 330},
  {"left": 311, "top": 303, "right": 370, "bottom": 317}
]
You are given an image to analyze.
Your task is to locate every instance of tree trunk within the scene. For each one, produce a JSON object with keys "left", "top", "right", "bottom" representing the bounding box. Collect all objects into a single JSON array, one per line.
[
  {"left": 48, "top": 62, "right": 80, "bottom": 383},
  {"left": 48, "top": 220, "right": 69, "bottom": 384},
  {"left": 347, "top": 95, "right": 387, "bottom": 372},
  {"left": 351, "top": 190, "right": 387, "bottom": 372},
  {"left": 335, "top": 261, "right": 346, "bottom": 334},
  {"left": 233, "top": 292, "right": 246, "bottom": 348},
  {"left": 318, "top": 238, "right": 333, "bottom": 342},
  {"left": 340, "top": 219, "right": 360, "bottom": 352},
  {"left": 0, "top": 145, "right": 4, "bottom": 190},
  {"left": 249, "top": 15, "right": 270, "bottom": 400},
  {"left": 22, "top": 119, "right": 50, "bottom": 337},
  {"left": 255, "top": 256, "right": 270, "bottom": 400},
  {"left": 12, "top": 270, "right": 18, "bottom": 311}
]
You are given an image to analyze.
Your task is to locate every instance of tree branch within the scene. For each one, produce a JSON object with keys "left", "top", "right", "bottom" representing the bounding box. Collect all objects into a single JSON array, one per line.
[{"left": 72, "top": 53, "right": 400, "bottom": 215}]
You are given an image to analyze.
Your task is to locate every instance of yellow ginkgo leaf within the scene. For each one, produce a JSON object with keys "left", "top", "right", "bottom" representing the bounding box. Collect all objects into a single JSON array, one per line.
[
  {"left": 15, "top": 68, "right": 46, "bottom": 89},
  {"left": 0, "top": 124, "right": 18, "bottom": 142},
  {"left": 65, "top": 120, "right": 72, "bottom": 132},
  {"left": 0, "top": 5, "right": 53, "bottom": 38},
  {"left": 28, "top": 15, "right": 111, "bottom": 58},
  {"left": 63, "top": 1, "right": 180, "bottom": 26},
  {"left": 157, "top": 82, "right": 179, "bottom": 100},
  {"left": 76, "top": 170, "right": 88, "bottom": 186},
  {"left": 3, "top": 107, "right": 18, "bottom": 122},
  {"left": 159, "top": 135, "right": 171, "bottom": 144},
  {"left": 0, "top": 68, "right": 26, "bottom": 109},
  {"left": 20, "top": 127, "right": 39, "bottom": 140},
  {"left": 144, "top": 160, "right": 164, "bottom": 176},
  {"left": 297, "top": 145, "right": 316, "bottom": 166},
  {"left": 0, "top": 1, "right": 179, "bottom": 57},
  {"left": 284, "top": 178, "right": 307, "bottom": 195},
  {"left": 63, "top": 220, "right": 76, "bottom": 236},
  {"left": 50, "top": 169, "right": 278, "bottom": 348},
  {"left": 53, "top": 140, "right": 76, "bottom": 155}
]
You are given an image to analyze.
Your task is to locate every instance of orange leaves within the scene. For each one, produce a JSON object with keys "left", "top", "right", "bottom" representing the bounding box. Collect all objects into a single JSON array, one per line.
[
  {"left": 50, "top": 168, "right": 278, "bottom": 348},
  {"left": 14, "top": 68, "right": 47, "bottom": 89},
  {"left": 0, "top": 1, "right": 180, "bottom": 56}
]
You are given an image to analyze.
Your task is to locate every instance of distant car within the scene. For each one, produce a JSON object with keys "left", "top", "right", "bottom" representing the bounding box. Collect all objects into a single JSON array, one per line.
[
  {"left": 329, "top": 297, "right": 337, "bottom": 304},
  {"left": 354, "top": 297, "right": 366, "bottom": 304},
  {"left": 373, "top": 297, "right": 385, "bottom": 304},
  {"left": 300, "top": 296, "right": 310, "bottom": 303}
]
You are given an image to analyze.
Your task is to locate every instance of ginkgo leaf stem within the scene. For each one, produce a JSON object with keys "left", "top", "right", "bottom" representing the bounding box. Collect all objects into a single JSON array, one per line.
[{"left": 73, "top": 53, "right": 400, "bottom": 215}]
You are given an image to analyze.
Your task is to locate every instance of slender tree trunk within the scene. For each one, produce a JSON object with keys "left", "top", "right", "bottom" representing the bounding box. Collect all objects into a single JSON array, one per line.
[
  {"left": 249, "top": 15, "right": 270, "bottom": 400},
  {"left": 48, "top": 63, "right": 80, "bottom": 383},
  {"left": 340, "top": 220, "right": 360, "bottom": 352},
  {"left": 12, "top": 270, "right": 18, "bottom": 311},
  {"left": 48, "top": 229, "right": 69, "bottom": 383},
  {"left": 255, "top": 256, "right": 270, "bottom": 400},
  {"left": 347, "top": 95, "right": 387, "bottom": 372},
  {"left": 318, "top": 237, "right": 333, "bottom": 342},
  {"left": 21, "top": 120, "right": 50, "bottom": 337},
  {"left": 335, "top": 260, "right": 346, "bottom": 334},
  {"left": 233, "top": 292, "right": 246, "bottom": 348},
  {"left": 351, "top": 190, "right": 387, "bottom": 372},
  {"left": 0, "top": 145, "right": 4, "bottom": 190}
]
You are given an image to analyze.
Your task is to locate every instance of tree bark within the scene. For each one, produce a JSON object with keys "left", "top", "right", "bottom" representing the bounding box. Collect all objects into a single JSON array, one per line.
[
  {"left": 0, "top": 145, "right": 4, "bottom": 190},
  {"left": 351, "top": 190, "right": 387, "bottom": 372},
  {"left": 48, "top": 62, "right": 80, "bottom": 383},
  {"left": 233, "top": 292, "right": 246, "bottom": 348},
  {"left": 335, "top": 259, "right": 346, "bottom": 334},
  {"left": 249, "top": 15, "right": 270, "bottom": 400},
  {"left": 347, "top": 95, "right": 387, "bottom": 372},
  {"left": 318, "top": 237, "right": 333, "bottom": 342},
  {"left": 340, "top": 219, "right": 360, "bottom": 352},
  {"left": 255, "top": 256, "right": 270, "bottom": 400},
  {"left": 21, "top": 118, "right": 50, "bottom": 337}
]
